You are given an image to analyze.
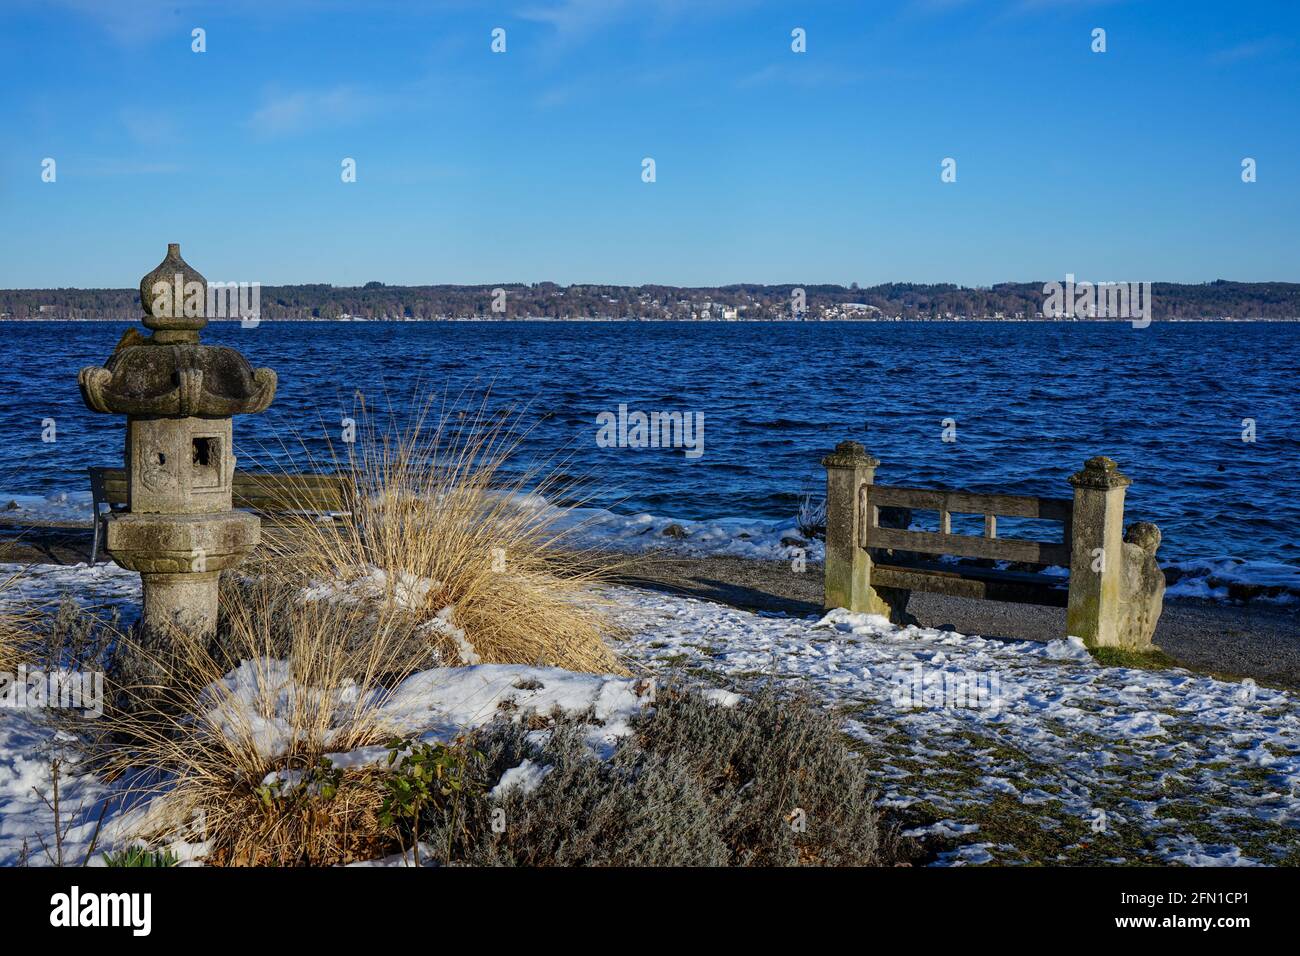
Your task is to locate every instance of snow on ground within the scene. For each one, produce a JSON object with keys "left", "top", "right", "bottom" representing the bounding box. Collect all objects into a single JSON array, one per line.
[
  {"left": 0, "top": 562, "right": 653, "bottom": 865},
  {"left": 1, "top": 562, "right": 139, "bottom": 613},
  {"left": 2, "top": 561, "right": 1298, "bottom": 866},
  {"left": 0, "top": 709, "right": 112, "bottom": 866},
  {"left": 607, "top": 587, "right": 1300, "bottom": 866},
  {"left": 1, "top": 492, "right": 94, "bottom": 524},
  {"left": 216, "top": 660, "right": 653, "bottom": 804},
  {"left": 555, "top": 505, "right": 822, "bottom": 562}
]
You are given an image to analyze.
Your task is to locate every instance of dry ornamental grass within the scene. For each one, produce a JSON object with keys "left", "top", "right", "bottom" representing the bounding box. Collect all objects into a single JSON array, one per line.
[{"left": 91, "top": 391, "right": 626, "bottom": 865}]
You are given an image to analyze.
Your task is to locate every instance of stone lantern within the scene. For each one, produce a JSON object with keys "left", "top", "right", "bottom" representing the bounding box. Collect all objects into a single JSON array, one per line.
[{"left": 79, "top": 243, "right": 276, "bottom": 648}]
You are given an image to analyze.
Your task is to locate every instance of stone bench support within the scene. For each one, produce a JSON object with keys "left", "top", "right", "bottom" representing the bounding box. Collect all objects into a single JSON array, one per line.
[
  {"left": 820, "top": 441, "right": 909, "bottom": 621},
  {"left": 820, "top": 442, "right": 1164, "bottom": 649}
]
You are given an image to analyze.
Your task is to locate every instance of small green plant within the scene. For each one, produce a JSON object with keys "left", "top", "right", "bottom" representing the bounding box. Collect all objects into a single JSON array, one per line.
[
  {"left": 380, "top": 737, "right": 484, "bottom": 865},
  {"left": 256, "top": 758, "right": 343, "bottom": 809},
  {"left": 103, "top": 846, "right": 179, "bottom": 867}
]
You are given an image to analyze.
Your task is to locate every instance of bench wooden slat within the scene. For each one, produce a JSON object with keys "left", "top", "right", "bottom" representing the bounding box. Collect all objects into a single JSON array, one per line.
[
  {"left": 872, "top": 562, "right": 1070, "bottom": 608},
  {"left": 867, "top": 524, "right": 1071, "bottom": 567},
  {"left": 871, "top": 484, "right": 1073, "bottom": 521}
]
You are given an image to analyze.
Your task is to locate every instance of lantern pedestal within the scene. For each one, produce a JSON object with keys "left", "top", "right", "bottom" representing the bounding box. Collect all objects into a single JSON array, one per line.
[{"left": 106, "top": 509, "right": 261, "bottom": 645}]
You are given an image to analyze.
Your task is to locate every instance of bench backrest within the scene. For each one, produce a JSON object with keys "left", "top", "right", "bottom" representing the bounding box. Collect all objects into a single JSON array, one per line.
[
  {"left": 860, "top": 483, "right": 1073, "bottom": 568},
  {"left": 90, "top": 467, "right": 354, "bottom": 514}
]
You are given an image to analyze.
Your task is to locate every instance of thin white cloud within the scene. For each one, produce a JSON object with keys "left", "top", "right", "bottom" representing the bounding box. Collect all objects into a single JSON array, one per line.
[
  {"left": 518, "top": 0, "right": 633, "bottom": 36},
  {"left": 1210, "top": 37, "right": 1291, "bottom": 65},
  {"left": 34, "top": 0, "right": 425, "bottom": 46},
  {"left": 518, "top": 0, "right": 752, "bottom": 43},
  {"left": 34, "top": 0, "right": 206, "bottom": 45},
  {"left": 247, "top": 85, "right": 382, "bottom": 137}
]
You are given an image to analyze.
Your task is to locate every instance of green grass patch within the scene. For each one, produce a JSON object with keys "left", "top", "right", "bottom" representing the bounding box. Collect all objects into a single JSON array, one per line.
[{"left": 1089, "top": 646, "right": 1180, "bottom": 671}]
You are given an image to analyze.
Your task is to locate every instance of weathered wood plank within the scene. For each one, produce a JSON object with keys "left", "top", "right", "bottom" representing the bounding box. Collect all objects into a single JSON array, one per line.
[
  {"left": 873, "top": 563, "right": 1069, "bottom": 607},
  {"left": 866, "top": 525, "right": 1071, "bottom": 566},
  {"left": 870, "top": 484, "right": 1072, "bottom": 522}
]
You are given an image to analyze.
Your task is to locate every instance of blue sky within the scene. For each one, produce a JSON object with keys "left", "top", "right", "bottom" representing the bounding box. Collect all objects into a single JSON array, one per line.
[{"left": 1, "top": 0, "right": 1297, "bottom": 288}]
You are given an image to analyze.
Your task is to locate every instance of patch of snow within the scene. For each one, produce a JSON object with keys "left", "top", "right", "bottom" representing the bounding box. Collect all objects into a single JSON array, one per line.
[
  {"left": 417, "top": 606, "right": 479, "bottom": 665},
  {"left": 300, "top": 566, "right": 439, "bottom": 611},
  {"left": 490, "top": 759, "right": 552, "bottom": 798},
  {"left": 345, "top": 842, "right": 437, "bottom": 867},
  {"left": 551, "top": 504, "right": 824, "bottom": 563},
  {"left": 0, "top": 561, "right": 140, "bottom": 614},
  {"left": 699, "top": 688, "right": 743, "bottom": 707},
  {"left": 902, "top": 819, "right": 980, "bottom": 839},
  {"left": 1041, "top": 637, "right": 1093, "bottom": 662},
  {"left": 0, "top": 492, "right": 94, "bottom": 524},
  {"left": 200, "top": 659, "right": 654, "bottom": 772}
]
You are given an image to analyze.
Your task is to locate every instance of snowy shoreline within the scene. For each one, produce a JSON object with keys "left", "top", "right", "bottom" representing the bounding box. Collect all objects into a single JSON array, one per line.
[{"left": 7, "top": 490, "right": 1298, "bottom": 606}]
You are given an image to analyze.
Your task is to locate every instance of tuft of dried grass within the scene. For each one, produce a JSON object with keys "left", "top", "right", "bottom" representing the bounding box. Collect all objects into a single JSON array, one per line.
[
  {"left": 93, "top": 582, "right": 438, "bottom": 866},
  {"left": 257, "top": 392, "right": 624, "bottom": 675},
  {"left": 0, "top": 564, "right": 39, "bottom": 673}
]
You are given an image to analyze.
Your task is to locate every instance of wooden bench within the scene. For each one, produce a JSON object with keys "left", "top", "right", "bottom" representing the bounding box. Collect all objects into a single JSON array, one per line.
[
  {"left": 88, "top": 467, "right": 354, "bottom": 564},
  {"left": 820, "top": 441, "right": 1165, "bottom": 648}
]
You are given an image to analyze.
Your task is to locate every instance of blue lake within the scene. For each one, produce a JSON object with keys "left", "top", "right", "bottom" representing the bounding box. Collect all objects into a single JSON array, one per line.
[{"left": 2, "top": 320, "right": 1297, "bottom": 574}]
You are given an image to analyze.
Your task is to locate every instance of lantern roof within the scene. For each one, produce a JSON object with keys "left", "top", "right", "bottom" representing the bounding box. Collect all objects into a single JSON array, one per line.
[{"left": 79, "top": 243, "right": 277, "bottom": 418}]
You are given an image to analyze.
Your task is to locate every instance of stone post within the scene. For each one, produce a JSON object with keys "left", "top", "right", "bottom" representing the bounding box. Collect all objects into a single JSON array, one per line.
[
  {"left": 1066, "top": 456, "right": 1131, "bottom": 647},
  {"left": 821, "top": 441, "right": 878, "bottom": 613}
]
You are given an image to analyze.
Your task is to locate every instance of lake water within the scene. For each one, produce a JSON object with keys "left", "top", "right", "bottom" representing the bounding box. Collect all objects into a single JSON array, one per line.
[{"left": 2, "top": 320, "right": 1297, "bottom": 591}]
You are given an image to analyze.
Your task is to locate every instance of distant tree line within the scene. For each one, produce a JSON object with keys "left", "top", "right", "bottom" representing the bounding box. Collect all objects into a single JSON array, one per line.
[{"left": 2, "top": 279, "right": 1297, "bottom": 321}]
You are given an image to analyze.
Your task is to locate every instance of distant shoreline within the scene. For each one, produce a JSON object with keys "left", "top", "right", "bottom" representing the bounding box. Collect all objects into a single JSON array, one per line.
[{"left": 5, "top": 279, "right": 1298, "bottom": 323}]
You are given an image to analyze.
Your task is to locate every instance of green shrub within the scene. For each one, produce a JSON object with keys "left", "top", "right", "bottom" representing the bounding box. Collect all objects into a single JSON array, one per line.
[
  {"left": 421, "top": 721, "right": 729, "bottom": 866},
  {"left": 102, "top": 846, "right": 179, "bottom": 868},
  {"left": 380, "top": 738, "right": 484, "bottom": 865},
  {"left": 415, "top": 685, "right": 906, "bottom": 867},
  {"left": 634, "top": 686, "right": 903, "bottom": 865}
]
